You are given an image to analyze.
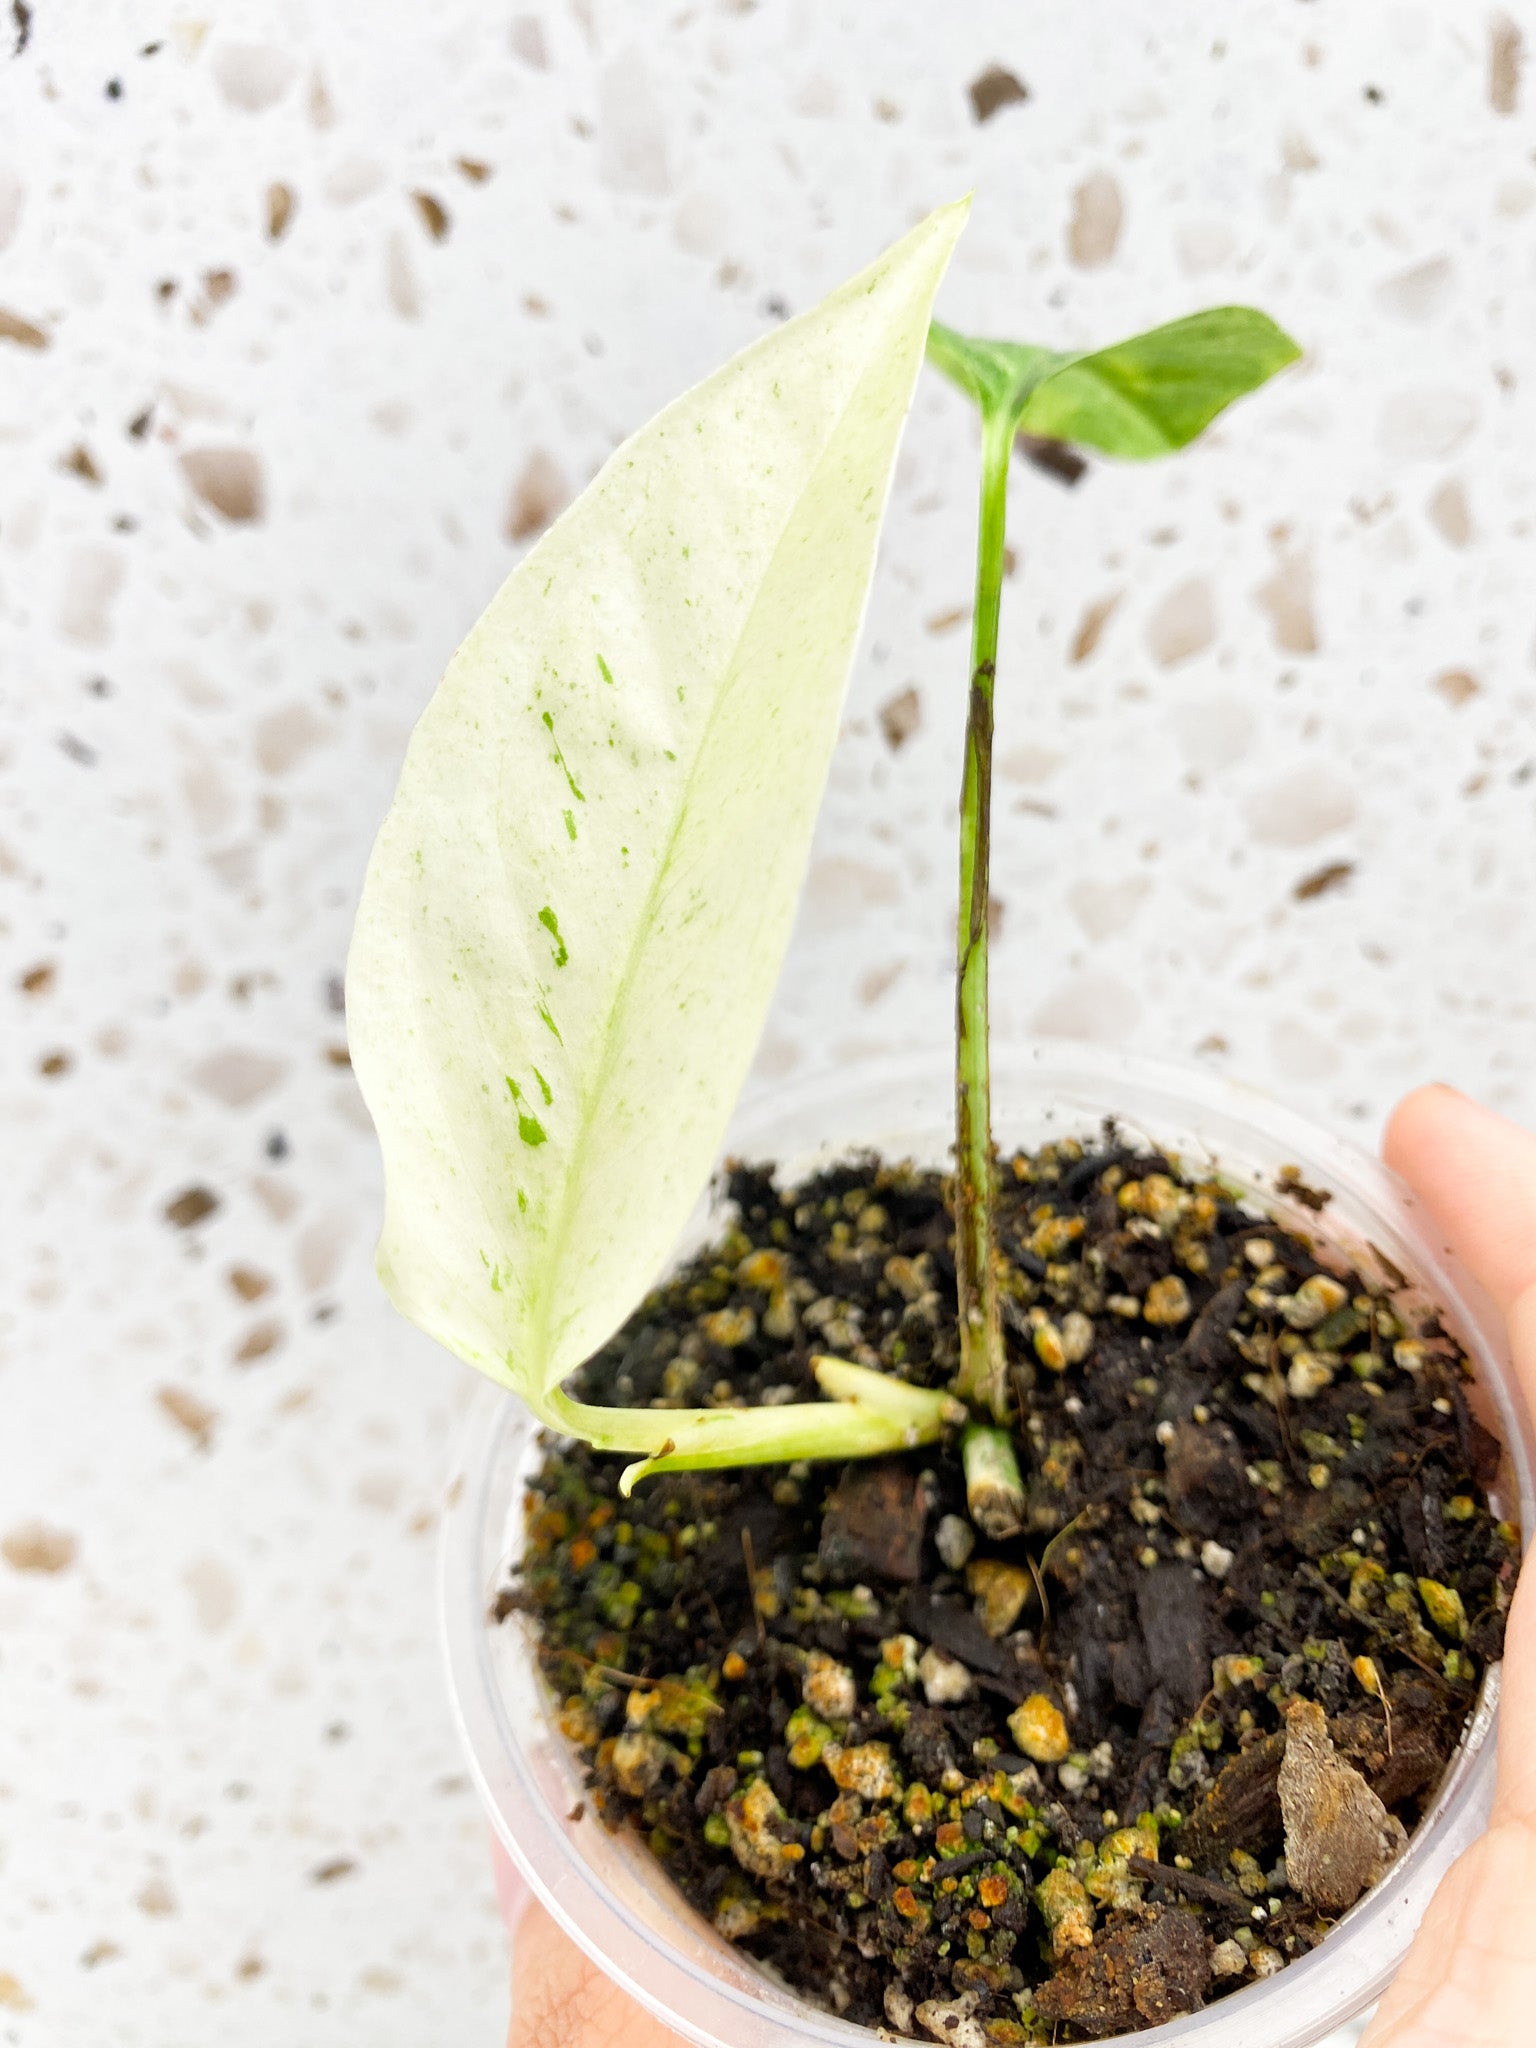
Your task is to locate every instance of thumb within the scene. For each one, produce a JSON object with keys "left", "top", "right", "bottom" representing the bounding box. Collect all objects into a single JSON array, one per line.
[
  {"left": 1356, "top": 1086, "right": 1536, "bottom": 2048},
  {"left": 1382, "top": 1083, "right": 1536, "bottom": 1828},
  {"left": 1384, "top": 1084, "right": 1536, "bottom": 1317},
  {"left": 1384, "top": 1085, "right": 1536, "bottom": 1528}
]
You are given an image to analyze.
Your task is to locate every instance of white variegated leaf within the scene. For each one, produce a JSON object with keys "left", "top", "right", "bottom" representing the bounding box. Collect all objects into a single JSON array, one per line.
[{"left": 347, "top": 203, "right": 966, "bottom": 1470}]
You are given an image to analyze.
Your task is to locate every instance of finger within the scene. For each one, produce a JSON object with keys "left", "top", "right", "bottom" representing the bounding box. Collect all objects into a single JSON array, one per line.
[
  {"left": 1383, "top": 1085, "right": 1536, "bottom": 1314},
  {"left": 512, "top": 1898, "right": 686, "bottom": 2048},
  {"left": 1488, "top": 1561, "right": 1536, "bottom": 1829},
  {"left": 1358, "top": 1814, "right": 1536, "bottom": 2048},
  {"left": 1385, "top": 1084, "right": 1536, "bottom": 1829}
]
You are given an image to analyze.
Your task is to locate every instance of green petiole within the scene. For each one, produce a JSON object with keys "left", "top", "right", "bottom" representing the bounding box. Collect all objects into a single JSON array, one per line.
[{"left": 539, "top": 1358, "right": 966, "bottom": 1497}]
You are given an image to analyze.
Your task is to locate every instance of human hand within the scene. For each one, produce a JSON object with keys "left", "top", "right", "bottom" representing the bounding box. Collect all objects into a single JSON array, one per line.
[
  {"left": 1358, "top": 1085, "right": 1536, "bottom": 2048},
  {"left": 500, "top": 1083, "right": 1536, "bottom": 2048}
]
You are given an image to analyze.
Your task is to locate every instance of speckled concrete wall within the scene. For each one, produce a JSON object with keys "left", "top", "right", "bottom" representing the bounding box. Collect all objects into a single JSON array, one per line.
[{"left": 2, "top": 3, "right": 1531, "bottom": 2042}]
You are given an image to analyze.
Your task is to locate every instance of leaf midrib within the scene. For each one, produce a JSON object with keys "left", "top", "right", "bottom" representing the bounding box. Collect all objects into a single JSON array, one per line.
[{"left": 529, "top": 334, "right": 907, "bottom": 1392}]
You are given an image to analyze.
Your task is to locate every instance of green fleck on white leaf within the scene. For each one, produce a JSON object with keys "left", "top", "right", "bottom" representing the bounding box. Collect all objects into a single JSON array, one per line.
[
  {"left": 505, "top": 1076, "right": 549, "bottom": 1148},
  {"left": 541, "top": 711, "right": 585, "bottom": 802},
  {"left": 537, "top": 906, "right": 568, "bottom": 967}
]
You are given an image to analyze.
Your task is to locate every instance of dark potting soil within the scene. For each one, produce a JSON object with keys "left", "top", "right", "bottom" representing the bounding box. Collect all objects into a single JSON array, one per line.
[{"left": 504, "top": 1133, "right": 1516, "bottom": 2043}]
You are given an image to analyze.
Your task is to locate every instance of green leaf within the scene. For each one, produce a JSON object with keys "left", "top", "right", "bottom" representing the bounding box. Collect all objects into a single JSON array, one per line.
[
  {"left": 1018, "top": 307, "right": 1301, "bottom": 459},
  {"left": 927, "top": 306, "right": 1301, "bottom": 461},
  {"left": 346, "top": 203, "right": 968, "bottom": 1466}
]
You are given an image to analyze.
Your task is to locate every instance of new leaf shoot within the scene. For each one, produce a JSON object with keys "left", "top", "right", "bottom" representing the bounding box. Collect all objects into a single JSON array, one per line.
[{"left": 928, "top": 307, "right": 1300, "bottom": 1433}]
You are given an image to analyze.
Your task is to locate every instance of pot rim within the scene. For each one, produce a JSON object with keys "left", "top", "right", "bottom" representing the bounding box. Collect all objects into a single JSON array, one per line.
[{"left": 441, "top": 1042, "right": 1533, "bottom": 2048}]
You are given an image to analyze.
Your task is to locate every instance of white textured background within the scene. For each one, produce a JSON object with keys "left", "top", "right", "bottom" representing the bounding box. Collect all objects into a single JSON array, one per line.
[{"left": 2, "top": 2, "right": 1533, "bottom": 2043}]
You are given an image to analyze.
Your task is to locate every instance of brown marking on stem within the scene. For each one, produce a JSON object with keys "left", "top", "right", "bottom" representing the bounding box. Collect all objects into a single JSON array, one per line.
[{"left": 954, "top": 663, "right": 1006, "bottom": 1417}]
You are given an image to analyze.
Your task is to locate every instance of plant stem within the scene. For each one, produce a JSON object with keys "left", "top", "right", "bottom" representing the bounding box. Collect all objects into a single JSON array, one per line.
[
  {"left": 962, "top": 1421, "right": 1025, "bottom": 1541},
  {"left": 953, "top": 407, "right": 1014, "bottom": 1423}
]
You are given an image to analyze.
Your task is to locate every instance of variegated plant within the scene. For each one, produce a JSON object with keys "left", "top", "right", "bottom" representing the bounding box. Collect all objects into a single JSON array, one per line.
[{"left": 347, "top": 201, "right": 1298, "bottom": 1504}]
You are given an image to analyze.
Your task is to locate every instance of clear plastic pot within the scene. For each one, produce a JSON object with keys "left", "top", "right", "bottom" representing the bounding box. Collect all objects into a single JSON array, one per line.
[{"left": 441, "top": 1044, "right": 1533, "bottom": 2048}]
